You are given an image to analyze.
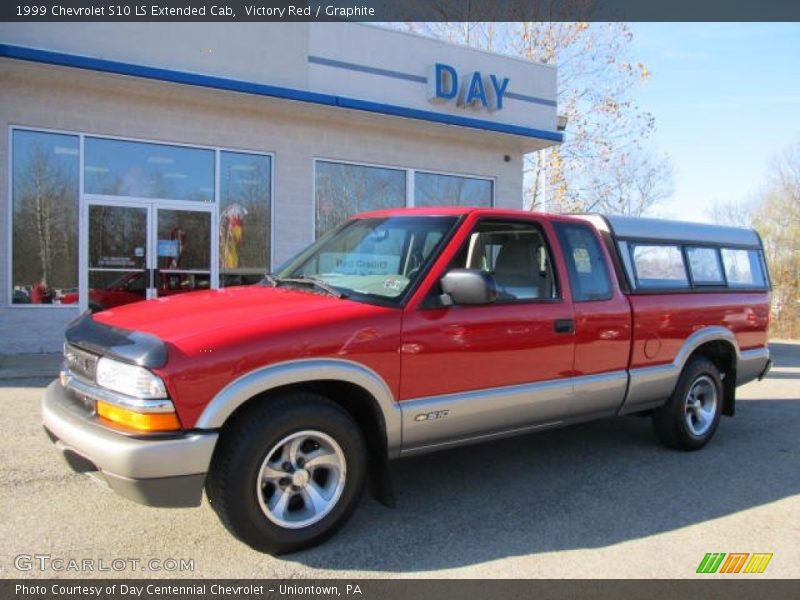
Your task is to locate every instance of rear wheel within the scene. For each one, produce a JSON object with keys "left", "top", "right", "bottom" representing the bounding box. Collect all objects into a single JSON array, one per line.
[
  {"left": 652, "top": 356, "right": 723, "bottom": 451},
  {"left": 206, "top": 392, "right": 367, "bottom": 554}
]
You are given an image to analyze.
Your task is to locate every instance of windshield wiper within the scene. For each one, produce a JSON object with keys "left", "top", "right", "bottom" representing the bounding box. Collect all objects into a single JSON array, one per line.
[{"left": 270, "top": 275, "right": 344, "bottom": 299}]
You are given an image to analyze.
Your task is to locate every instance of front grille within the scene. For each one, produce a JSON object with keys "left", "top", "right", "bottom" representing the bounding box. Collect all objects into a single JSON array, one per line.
[{"left": 64, "top": 344, "right": 98, "bottom": 383}]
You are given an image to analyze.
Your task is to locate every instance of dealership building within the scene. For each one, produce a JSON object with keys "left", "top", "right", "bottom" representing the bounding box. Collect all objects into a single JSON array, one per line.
[{"left": 0, "top": 23, "right": 561, "bottom": 353}]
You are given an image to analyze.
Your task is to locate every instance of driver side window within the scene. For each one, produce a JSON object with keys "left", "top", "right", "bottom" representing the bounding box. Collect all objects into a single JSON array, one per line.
[{"left": 449, "top": 220, "right": 559, "bottom": 302}]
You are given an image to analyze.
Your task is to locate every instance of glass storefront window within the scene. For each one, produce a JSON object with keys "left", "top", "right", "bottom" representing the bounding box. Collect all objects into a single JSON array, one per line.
[
  {"left": 84, "top": 137, "right": 214, "bottom": 202},
  {"left": 11, "top": 128, "right": 502, "bottom": 306},
  {"left": 11, "top": 130, "right": 79, "bottom": 304},
  {"left": 315, "top": 161, "right": 406, "bottom": 237},
  {"left": 219, "top": 151, "right": 272, "bottom": 287},
  {"left": 414, "top": 171, "right": 493, "bottom": 207}
]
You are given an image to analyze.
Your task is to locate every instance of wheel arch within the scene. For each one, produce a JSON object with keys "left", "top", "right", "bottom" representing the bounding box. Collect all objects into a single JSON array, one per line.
[{"left": 195, "top": 359, "right": 402, "bottom": 458}]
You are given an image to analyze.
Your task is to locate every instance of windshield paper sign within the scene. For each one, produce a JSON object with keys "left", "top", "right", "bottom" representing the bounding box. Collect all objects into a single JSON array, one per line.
[{"left": 319, "top": 253, "right": 400, "bottom": 275}]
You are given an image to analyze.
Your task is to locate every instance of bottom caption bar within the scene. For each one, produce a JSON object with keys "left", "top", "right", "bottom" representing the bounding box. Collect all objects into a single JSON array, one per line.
[{"left": 4, "top": 580, "right": 798, "bottom": 600}]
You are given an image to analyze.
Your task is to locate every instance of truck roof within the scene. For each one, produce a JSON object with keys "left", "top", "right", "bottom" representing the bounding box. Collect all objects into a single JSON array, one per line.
[
  {"left": 354, "top": 207, "right": 762, "bottom": 249},
  {"left": 592, "top": 214, "right": 762, "bottom": 249},
  {"left": 354, "top": 207, "right": 533, "bottom": 218}
]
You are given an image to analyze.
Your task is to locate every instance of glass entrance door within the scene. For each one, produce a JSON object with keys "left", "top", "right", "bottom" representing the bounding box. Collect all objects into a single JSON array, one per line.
[
  {"left": 154, "top": 207, "right": 213, "bottom": 298},
  {"left": 82, "top": 201, "right": 215, "bottom": 312},
  {"left": 86, "top": 202, "right": 150, "bottom": 312}
]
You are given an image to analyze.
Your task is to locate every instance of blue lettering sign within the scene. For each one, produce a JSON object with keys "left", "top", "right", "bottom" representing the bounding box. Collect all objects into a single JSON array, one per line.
[
  {"left": 429, "top": 63, "right": 458, "bottom": 101},
  {"left": 489, "top": 74, "right": 510, "bottom": 110},
  {"left": 427, "top": 63, "right": 509, "bottom": 111},
  {"left": 463, "top": 72, "right": 488, "bottom": 108}
]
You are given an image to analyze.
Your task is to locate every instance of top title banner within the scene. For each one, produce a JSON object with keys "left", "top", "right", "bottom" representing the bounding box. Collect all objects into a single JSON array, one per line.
[{"left": 3, "top": 0, "right": 800, "bottom": 22}]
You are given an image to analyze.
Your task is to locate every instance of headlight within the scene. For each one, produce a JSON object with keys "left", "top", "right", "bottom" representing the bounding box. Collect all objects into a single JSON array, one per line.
[{"left": 95, "top": 357, "right": 168, "bottom": 399}]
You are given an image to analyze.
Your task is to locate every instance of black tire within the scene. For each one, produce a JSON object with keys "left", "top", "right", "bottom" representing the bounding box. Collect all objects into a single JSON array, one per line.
[
  {"left": 206, "top": 392, "right": 367, "bottom": 554},
  {"left": 652, "top": 356, "right": 723, "bottom": 451}
]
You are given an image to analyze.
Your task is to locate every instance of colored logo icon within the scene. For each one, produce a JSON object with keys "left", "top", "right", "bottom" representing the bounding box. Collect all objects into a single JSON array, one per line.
[{"left": 696, "top": 553, "right": 773, "bottom": 574}]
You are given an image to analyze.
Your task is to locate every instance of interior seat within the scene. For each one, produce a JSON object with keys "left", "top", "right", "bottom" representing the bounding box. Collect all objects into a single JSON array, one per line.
[{"left": 493, "top": 239, "right": 542, "bottom": 299}]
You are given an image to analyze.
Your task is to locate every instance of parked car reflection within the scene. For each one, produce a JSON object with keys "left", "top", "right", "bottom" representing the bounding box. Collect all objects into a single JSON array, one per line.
[
  {"left": 61, "top": 271, "right": 211, "bottom": 312},
  {"left": 60, "top": 272, "right": 265, "bottom": 312}
]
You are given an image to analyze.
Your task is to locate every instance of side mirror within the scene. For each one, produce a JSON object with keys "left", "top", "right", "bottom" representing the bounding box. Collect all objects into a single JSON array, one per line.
[{"left": 440, "top": 269, "right": 497, "bottom": 305}]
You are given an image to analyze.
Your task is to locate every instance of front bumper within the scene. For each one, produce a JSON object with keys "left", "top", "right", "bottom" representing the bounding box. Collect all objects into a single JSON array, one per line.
[{"left": 42, "top": 380, "right": 218, "bottom": 507}]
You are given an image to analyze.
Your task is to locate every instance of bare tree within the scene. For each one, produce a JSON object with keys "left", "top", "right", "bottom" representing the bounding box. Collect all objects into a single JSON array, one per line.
[
  {"left": 586, "top": 150, "right": 674, "bottom": 216},
  {"left": 13, "top": 143, "right": 77, "bottom": 291},
  {"left": 707, "top": 199, "right": 756, "bottom": 228},
  {"left": 753, "top": 142, "right": 800, "bottom": 338},
  {"left": 395, "top": 22, "right": 655, "bottom": 213}
]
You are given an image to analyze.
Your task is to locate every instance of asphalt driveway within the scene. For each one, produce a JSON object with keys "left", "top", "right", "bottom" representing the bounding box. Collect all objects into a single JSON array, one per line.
[{"left": 1, "top": 342, "right": 798, "bottom": 578}]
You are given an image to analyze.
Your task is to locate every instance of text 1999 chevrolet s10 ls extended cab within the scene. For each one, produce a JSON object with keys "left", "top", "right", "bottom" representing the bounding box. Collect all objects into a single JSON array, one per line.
[{"left": 43, "top": 208, "right": 772, "bottom": 553}]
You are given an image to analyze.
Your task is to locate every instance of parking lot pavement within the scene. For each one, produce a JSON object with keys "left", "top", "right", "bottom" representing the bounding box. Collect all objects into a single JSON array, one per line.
[{"left": 1, "top": 342, "right": 798, "bottom": 579}]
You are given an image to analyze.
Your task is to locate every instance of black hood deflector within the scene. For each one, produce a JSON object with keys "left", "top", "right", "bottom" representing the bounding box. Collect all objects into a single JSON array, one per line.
[{"left": 65, "top": 312, "right": 168, "bottom": 368}]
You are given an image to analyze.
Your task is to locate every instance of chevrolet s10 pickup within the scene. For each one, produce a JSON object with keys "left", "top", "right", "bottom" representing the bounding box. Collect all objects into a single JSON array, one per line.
[{"left": 43, "top": 208, "right": 772, "bottom": 553}]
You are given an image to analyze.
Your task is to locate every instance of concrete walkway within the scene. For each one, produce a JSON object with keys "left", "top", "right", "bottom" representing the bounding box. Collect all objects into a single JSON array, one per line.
[{"left": 0, "top": 353, "right": 62, "bottom": 380}]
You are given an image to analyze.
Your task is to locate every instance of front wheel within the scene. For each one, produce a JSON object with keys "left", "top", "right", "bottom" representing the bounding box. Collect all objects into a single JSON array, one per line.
[
  {"left": 206, "top": 392, "right": 367, "bottom": 554},
  {"left": 652, "top": 356, "right": 723, "bottom": 451}
]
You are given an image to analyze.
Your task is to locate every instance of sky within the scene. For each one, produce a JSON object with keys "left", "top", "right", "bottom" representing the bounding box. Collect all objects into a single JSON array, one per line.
[{"left": 626, "top": 23, "right": 800, "bottom": 223}]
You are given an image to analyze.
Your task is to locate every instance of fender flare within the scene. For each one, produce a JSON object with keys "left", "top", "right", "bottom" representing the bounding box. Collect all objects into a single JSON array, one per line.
[
  {"left": 673, "top": 326, "right": 741, "bottom": 370},
  {"left": 621, "top": 326, "right": 743, "bottom": 414},
  {"left": 194, "top": 358, "right": 403, "bottom": 458}
]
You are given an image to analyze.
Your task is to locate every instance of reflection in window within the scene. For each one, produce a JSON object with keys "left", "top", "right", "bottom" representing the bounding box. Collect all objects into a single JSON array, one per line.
[
  {"left": 84, "top": 137, "right": 214, "bottom": 202},
  {"left": 219, "top": 152, "right": 272, "bottom": 287},
  {"left": 632, "top": 244, "right": 689, "bottom": 288},
  {"left": 315, "top": 161, "right": 406, "bottom": 237},
  {"left": 11, "top": 130, "right": 79, "bottom": 304},
  {"left": 88, "top": 205, "right": 148, "bottom": 270},
  {"left": 282, "top": 216, "right": 456, "bottom": 301},
  {"left": 157, "top": 209, "right": 211, "bottom": 271},
  {"left": 415, "top": 172, "right": 493, "bottom": 207},
  {"left": 554, "top": 223, "right": 612, "bottom": 301},
  {"left": 722, "top": 248, "right": 766, "bottom": 288},
  {"left": 686, "top": 247, "right": 724, "bottom": 284}
]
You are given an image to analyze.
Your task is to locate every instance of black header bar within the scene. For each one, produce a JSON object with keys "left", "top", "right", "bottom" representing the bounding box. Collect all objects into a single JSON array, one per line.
[{"left": 2, "top": 0, "right": 800, "bottom": 22}]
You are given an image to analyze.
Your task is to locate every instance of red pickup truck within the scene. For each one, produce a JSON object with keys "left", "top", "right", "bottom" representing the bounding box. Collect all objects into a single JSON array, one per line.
[{"left": 43, "top": 208, "right": 771, "bottom": 554}]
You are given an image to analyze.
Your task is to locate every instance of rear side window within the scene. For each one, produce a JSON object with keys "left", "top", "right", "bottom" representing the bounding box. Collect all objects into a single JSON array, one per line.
[
  {"left": 554, "top": 223, "right": 612, "bottom": 301},
  {"left": 686, "top": 246, "right": 724, "bottom": 285},
  {"left": 631, "top": 244, "right": 689, "bottom": 289},
  {"left": 721, "top": 248, "right": 767, "bottom": 287}
]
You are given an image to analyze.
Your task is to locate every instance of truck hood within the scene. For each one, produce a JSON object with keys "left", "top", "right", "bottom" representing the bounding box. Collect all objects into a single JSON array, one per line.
[{"left": 90, "top": 285, "right": 368, "bottom": 347}]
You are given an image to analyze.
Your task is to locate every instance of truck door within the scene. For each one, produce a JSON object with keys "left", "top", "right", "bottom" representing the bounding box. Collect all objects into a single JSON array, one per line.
[
  {"left": 551, "top": 221, "right": 632, "bottom": 414},
  {"left": 399, "top": 217, "right": 575, "bottom": 452}
]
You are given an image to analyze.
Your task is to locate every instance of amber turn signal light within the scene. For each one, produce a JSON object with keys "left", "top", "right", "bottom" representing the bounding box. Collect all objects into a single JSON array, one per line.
[{"left": 96, "top": 400, "right": 182, "bottom": 432}]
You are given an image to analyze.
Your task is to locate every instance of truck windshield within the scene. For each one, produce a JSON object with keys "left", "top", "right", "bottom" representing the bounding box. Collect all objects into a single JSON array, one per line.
[{"left": 274, "top": 216, "right": 458, "bottom": 303}]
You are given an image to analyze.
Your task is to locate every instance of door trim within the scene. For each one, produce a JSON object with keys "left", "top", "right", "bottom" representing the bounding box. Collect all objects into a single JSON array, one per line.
[{"left": 399, "top": 370, "right": 627, "bottom": 455}]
